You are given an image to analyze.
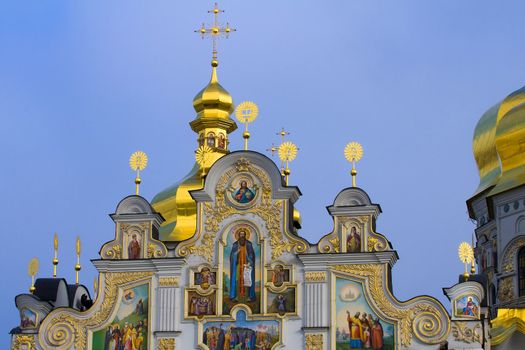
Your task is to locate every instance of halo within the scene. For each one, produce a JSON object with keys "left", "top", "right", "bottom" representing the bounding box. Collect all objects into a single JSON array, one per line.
[
  {"left": 458, "top": 242, "right": 474, "bottom": 264},
  {"left": 233, "top": 227, "right": 251, "bottom": 240},
  {"left": 129, "top": 151, "right": 148, "bottom": 171},
  {"left": 278, "top": 141, "right": 298, "bottom": 162},
  {"left": 235, "top": 101, "right": 259, "bottom": 124},
  {"left": 344, "top": 142, "right": 363, "bottom": 163}
]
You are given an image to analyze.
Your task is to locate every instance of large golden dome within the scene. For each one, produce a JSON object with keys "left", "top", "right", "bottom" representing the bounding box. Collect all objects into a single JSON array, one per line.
[
  {"left": 152, "top": 61, "right": 238, "bottom": 242},
  {"left": 472, "top": 85, "right": 525, "bottom": 197}
]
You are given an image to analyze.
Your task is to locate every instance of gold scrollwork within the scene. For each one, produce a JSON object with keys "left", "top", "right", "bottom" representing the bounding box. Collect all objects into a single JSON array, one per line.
[
  {"left": 158, "top": 337, "right": 175, "bottom": 350},
  {"left": 12, "top": 334, "right": 36, "bottom": 350},
  {"left": 498, "top": 277, "right": 514, "bottom": 302},
  {"left": 501, "top": 236, "right": 525, "bottom": 273},
  {"left": 159, "top": 277, "right": 179, "bottom": 287},
  {"left": 331, "top": 264, "right": 449, "bottom": 346},
  {"left": 106, "top": 245, "right": 121, "bottom": 259},
  {"left": 39, "top": 272, "right": 153, "bottom": 350},
  {"left": 305, "top": 272, "right": 327, "bottom": 282},
  {"left": 328, "top": 237, "right": 340, "bottom": 253},
  {"left": 305, "top": 333, "right": 323, "bottom": 350},
  {"left": 451, "top": 322, "right": 482, "bottom": 344},
  {"left": 177, "top": 158, "right": 307, "bottom": 261}
]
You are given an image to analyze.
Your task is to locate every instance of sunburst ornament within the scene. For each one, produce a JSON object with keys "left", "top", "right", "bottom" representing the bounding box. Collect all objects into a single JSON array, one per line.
[
  {"left": 278, "top": 141, "right": 298, "bottom": 185},
  {"left": 344, "top": 142, "right": 363, "bottom": 163},
  {"left": 278, "top": 141, "right": 298, "bottom": 162},
  {"left": 129, "top": 151, "right": 148, "bottom": 195},
  {"left": 235, "top": 101, "right": 259, "bottom": 150},
  {"left": 344, "top": 142, "right": 364, "bottom": 187},
  {"left": 195, "top": 145, "right": 213, "bottom": 180},
  {"left": 458, "top": 241, "right": 474, "bottom": 280}
]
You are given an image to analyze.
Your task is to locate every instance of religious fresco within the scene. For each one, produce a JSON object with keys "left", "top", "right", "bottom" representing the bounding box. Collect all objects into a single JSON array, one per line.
[
  {"left": 202, "top": 309, "right": 279, "bottom": 350},
  {"left": 188, "top": 291, "right": 217, "bottom": 317},
  {"left": 267, "top": 264, "right": 290, "bottom": 288},
  {"left": 454, "top": 295, "right": 480, "bottom": 319},
  {"left": 228, "top": 176, "right": 258, "bottom": 206},
  {"left": 335, "top": 278, "right": 395, "bottom": 350},
  {"left": 123, "top": 231, "right": 143, "bottom": 260},
  {"left": 223, "top": 225, "right": 261, "bottom": 314},
  {"left": 346, "top": 226, "right": 361, "bottom": 253},
  {"left": 91, "top": 283, "right": 149, "bottom": 350},
  {"left": 195, "top": 267, "right": 217, "bottom": 290},
  {"left": 20, "top": 308, "right": 37, "bottom": 329},
  {"left": 267, "top": 288, "right": 296, "bottom": 315}
]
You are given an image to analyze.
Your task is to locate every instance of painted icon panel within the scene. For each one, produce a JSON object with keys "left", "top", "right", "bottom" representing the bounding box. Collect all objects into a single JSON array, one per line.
[
  {"left": 267, "top": 265, "right": 290, "bottom": 287},
  {"left": 454, "top": 295, "right": 480, "bottom": 319},
  {"left": 195, "top": 267, "right": 217, "bottom": 290},
  {"left": 223, "top": 224, "right": 261, "bottom": 314},
  {"left": 188, "top": 290, "right": 216, "bottom": 317},
  {"left": 335, "top": 278, "right": 395, "bottom": 350},
  {"left": 202, "top": 310, "right": 279, "bottom": 350},
  {"left": 20, "top": 308, "right": 37, "bottom": 329},
  {"left": 91, "top": 283, "right": 149, "bottom": 350},
  {"left": 267, "top": 288, "right": 296, "bottom": 315}
]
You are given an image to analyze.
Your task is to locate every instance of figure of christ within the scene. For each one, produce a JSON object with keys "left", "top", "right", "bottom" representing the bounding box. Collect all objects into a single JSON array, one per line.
[
  {"left": 128, "top": 234, "right": 141, "bottom": 259},
  {"left": 234, "top": 181, "right": 255, "bottom": 204},
  {"left": 462, "top": 297, "right": 477, "bottom": 317},
  {"left": 347, "top": 311, "right": 363, "bottom": 348},
  {"left": 229, "top": 228, "right": 256, "bottom": 301}
]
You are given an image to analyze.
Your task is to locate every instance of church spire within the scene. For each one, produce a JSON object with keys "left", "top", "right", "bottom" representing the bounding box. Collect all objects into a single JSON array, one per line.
[{"left": 191, "top": 3, "right": 237, "bottom": 162}]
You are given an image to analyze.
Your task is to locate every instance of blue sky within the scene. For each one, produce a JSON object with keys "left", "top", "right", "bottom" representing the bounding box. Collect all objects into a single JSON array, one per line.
[{"left": 2, "top": 0, "right": 525, "bottom": 345}]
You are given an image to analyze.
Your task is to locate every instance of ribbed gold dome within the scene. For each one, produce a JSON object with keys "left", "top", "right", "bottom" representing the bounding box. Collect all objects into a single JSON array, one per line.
[
  {"left": 191, "top": 63, "right": 236, "bottom": 132},
  {"left": 472, "top": 85, "right": 525, "bottom": 197}
]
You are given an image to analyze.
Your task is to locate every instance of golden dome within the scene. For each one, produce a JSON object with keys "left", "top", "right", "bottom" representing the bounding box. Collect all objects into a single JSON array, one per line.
[
  {"left": 190, "top": 62, "right": 237, "bottom": 133},
  {"left": 152, "top": 62, "right": 238, "bottom": 241},
  {"left": 472, "top": 85, "right": 525, "bottom": 197}
]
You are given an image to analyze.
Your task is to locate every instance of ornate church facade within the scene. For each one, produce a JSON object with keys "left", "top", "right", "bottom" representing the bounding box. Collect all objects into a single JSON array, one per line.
[{"left": 9, "top": 5, "right": 525, "bottom": 350}]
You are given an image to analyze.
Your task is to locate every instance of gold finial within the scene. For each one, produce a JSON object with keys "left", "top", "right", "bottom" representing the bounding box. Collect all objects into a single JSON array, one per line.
[
  {"left": 195, "top": 145, "right": 213, "bottom": 183},
  {"left": 458, "top": 241, "right": 474, "bottom": 281},
  {"left": 277, "top": 127, "right": 290, "bottom": 143},
  {"left": 194, "top": 2, "right": 236, "bottom": 66},
  {"left": 235, "top": 101, "right": 259, "bottom": 150},
  {"left": 75, "top": 236, "right": 81, "bottom": 285},
  {"left": 471, "top": 233, "right": 476, "bottom": 274},
  {"left": 28, "top": 257, "right": 39, "bottom": 294},
  {"left": 278, "top": 141, "right": 298, "bottom": 185},
  {"left": 93, "top": 276, "right": 98, "bottom": 299},
  {"left": 266, "top": 143, "right": 277, "bottom": 157},
  {"left": 129, "top": 151, "right": 148, "bottom": 195},
  {"left": 53, "top": 233, "right": 59, "bottom": 278},
  {"left": 344, "top": 142, "right": 364, "bottom": 187}
]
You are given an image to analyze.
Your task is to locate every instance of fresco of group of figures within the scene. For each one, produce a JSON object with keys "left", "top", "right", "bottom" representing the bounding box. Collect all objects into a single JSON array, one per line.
[
  {"left": 335, "top": 278, "right": 394, "bottom": 350},
  {"left": 223, "top": 224, "right": 262, "bottom": 314},
  {"left": 202, "top": 310, "right": 279, "bottom": 350},
  {"left": 92, "top": 283, "right": 149, "bottom": 350},
  {"left": 20, "top": 308, "right": 37, "bottom": 329}
]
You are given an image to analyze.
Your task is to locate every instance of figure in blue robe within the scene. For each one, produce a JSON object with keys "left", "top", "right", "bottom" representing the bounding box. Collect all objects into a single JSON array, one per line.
[
  {"left": 229, "top": 229, "right": 256, "bottom": 301},
  {"left": 233, "top": 181, "right": 256, "bottom": 203}
]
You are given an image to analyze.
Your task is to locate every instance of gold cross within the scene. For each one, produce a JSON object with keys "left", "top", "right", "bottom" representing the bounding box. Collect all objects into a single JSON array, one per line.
[{"left": 195, "top": 3, "right": 236, "bottom": 62}]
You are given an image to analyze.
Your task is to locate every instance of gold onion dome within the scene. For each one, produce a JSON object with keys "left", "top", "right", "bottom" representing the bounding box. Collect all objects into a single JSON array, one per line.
[
  {"left": 472, "top": 85, "right": 525, "bottom": 197},
  {"left": 152, "top": 62, "right": 238, "bottom": 242}
]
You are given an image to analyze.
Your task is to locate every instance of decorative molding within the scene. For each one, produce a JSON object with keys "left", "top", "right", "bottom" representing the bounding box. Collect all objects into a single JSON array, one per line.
[
  {"left": 498, "top": 277, "right": 514, "bottom": 302},
  {"left": 39, "top": 272, "right": 153, "bottom": 350},
  {"left": 451, "top": 322, "right": 482, "bottom": 344},
  {"left": 331, "top": 264, "right": 450, "bottom": 346},
  {"left": 159, "top": 277, "right": 179, "bottom": 287},
  {"left": 305, "top": 272, "right": 327, "bottom": 282},
  {"left": 12, "top": 334, "right": 36, "bottom": 350},
  {"left": 158, "top": 337, "right": 175, "bottom": 350},
  {"left": 305, "top": 333, "right": 323, "bottom": 350},
  {"left": 501, "top": 236, "right": 525, "bottom": 273},
  {"left": 177, "top": 158, "right": 307, "bottom": 261}
]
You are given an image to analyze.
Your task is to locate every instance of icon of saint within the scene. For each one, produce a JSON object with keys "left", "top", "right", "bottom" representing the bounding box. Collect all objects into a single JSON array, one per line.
[
  {"left": 462, "top": 297, "right": 478, "bottom": 317},
  {"left": 199, "top": 267, "right": 215, "bottom": 290},
  {"left": 233, "top": 180, "right": 256, "bottom": 204},
  {"left": 347, "top": 227, "right": 361, "bottom": 253},
  {"left": 229, "top": 228, "right": 256, "bottom": 301},
  {"left": 128, "top": 233, "right": 141, "bottom": 259},
  {"left": 271, "top": 265, "right": 286, "bottom": 287}
]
